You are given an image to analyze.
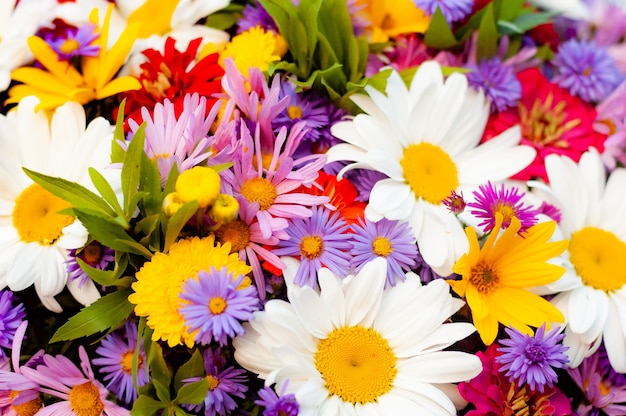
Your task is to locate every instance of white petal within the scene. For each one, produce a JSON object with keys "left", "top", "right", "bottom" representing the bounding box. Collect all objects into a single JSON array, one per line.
[
  {"left": 604, "top": 295, "right": 626, "bottom": 372},
  {"left": 344, "top": 257, "right": 386, "bottom": 327}
]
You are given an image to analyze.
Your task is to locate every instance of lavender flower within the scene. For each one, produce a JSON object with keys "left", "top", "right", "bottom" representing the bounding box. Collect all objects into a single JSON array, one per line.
[
  {"left": 467, "top": 57, "right": 522, "bottom": 112},
  {"left": 255, "top": 382, "right": 299, "bottom": 416},
  {"left": 0, "top": 291, "right": 26, "bottom": 359},
  {"left": 350, "top": 217, "right": 418, "bottom": 287},
  {"left": 179, "top": 268, "right": 259, "bottom": 346},
  {"left": 346, "top": 169, "right": 388, "bottom": 202},
  {"left": 496, "top": 324, "right": 569, "bottom": 393},
  {"left": 237, "top": 1, "right": 279, "bottom": 33},
  {"left": 412, "top": 0, "right": 473, "bottom": 23},
  {"left": 552, "top": 38, "right": 624, "bottom": 102},
  {"left": 467, "top": 181, "right": 539, "bottom": 234},
  {"left": 272, "top": 81, "right": 329, "bottom": 144},
  {"left": 45, "top": 23, "right": 100, "bottom": 61},
  {"left": 273, "top": 206, "right": 352, "bottom": 288}
]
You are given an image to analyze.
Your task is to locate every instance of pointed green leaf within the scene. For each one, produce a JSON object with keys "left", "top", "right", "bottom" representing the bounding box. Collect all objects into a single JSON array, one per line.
[
  {"left": 76, "top": 252, "right": 128, "bottom": 287},
  {"left": 140, "top": 152, "right": 164, "bottom": 215},
  {"left": 174, "top": 349, "right": 205, "bottom": 390},
  {"left": 88, "top": 167, "right": 126, "bottom": 225},
  {"left": 163, "top": 200, "right": 198, "bottom": 253},
  {"left": 424, "top": 7, "right": 458, "bottom": 49},
  {"left": 145, "top": 339, "right": 172, "bottom": 394},
  {"left": 477, "top": 3, "right": 498, "bottom": 61},
  {"left": 23, "top": 168, "right": 115, "bottom": 217},
  {"left": 122, "top": 124, "right": 146, "bottom": 217},
  {"left": 131, "top": 395, "right": 166, "bottom": 416},
  {"left": 174, "top": 379, "right": 209, "bottom": 406},
  {"left": 111, "top": 100, "right": 127, "bottom": 165},
  {"left": 50, "top": 288, "right": 134, "bottom": 342},
  {"left": 153, "top": 378, "right": 171, "bottom": 403}
]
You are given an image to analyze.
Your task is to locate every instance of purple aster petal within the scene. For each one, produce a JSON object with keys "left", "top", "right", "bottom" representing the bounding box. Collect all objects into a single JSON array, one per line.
[
  {"left": 412, "top": 0, "right": 473, "bottom": 23},
  {"left": 467, "top": 57, "right": 522, "bottom": 112},
  {"left": 45, "top": 23, "right": 100, "bottom": 61},
  {"left": 0, "top": 291, "right": 26, "bottom": 358},
  {"left": 255, "top": 382, "right": 299, "bottom": 416},
  {"left": 237, "top": 1, "right": 278, "bottom": 33},
  {"left": 66, "top": 241, "right": 114, "bottom": 288}
]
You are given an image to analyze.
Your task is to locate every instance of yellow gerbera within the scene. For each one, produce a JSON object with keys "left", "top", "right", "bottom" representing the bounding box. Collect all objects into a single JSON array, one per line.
[
  {"left": 217, "top": 26, "right": 283, "bottom": 76},
  {"left": 128, "top": 236, "right": 252, "bottom": 348},
  {"left": 7, "top": 5, "right": 141, "bottom": 111},
  {"left": 449, "top": 213, "right": 567, "bottom": 345}
]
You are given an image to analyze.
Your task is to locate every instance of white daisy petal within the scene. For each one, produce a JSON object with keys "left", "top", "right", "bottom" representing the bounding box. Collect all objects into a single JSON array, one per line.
[{"left": 604, "top": 296, "right": 626, "bottom": 372}]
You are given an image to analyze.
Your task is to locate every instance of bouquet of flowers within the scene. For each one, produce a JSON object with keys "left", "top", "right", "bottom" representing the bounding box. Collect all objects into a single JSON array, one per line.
[{"left": 1, "top": 0, "right": 626, "bottom": 414}]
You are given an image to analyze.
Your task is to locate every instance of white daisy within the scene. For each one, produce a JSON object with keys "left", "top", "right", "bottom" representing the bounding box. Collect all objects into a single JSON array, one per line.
[
  {"left": 0, "top": 0, "right": 58, "bottom": 92},
  {"left": 529, "top": 148, "right": 626, "bottom": 372},
  {"left": 233, "top": 257, "right": 482, "bottom": 415},
  {"left": 0, "top": 96, "right": 117, "bottom": 312},
  {"left": 327, "top": 61, "right": 535, "bottom": 276}
]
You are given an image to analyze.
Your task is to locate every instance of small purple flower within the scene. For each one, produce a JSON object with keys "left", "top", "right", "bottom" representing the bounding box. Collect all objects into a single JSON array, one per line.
[
  {"left": 442, "top": 189, "right": 466, "bottom": 214},
  {"left": 552, "top": 39, "right": 624, "bottom": 103},
  {"left": 92, "top": 321, "right": 149, "bottom": 404},
  {"left": 237, "top": 1, "right": 279, "bottom": 33},
  {"left": 272, "top": 81, "right": 329, "bottom": 144},
  {"left": 346, "top": 169, "right": 388, "bottom": 202},
  {"left": 66, "top": 241, "right": 114, "bottom": 288},
  {"left": 412, "top": 0, "right": 473, "bottom": 23},
  {"left": 0, "top": 291, "right": 26, "bottom": 359},
  {"left": 255, "top": 382, "right": 299, "bottom": 416},
  {"left": 467, "top": 57, "right": 522, "bottom": 112},
  {"left": 598, "top": 344, "right": 626, "bottom": 387},
  {"left": 350, "top": 217, "right": 418, "bottom": 287},
  {"left": 467, "top": 181, "right": 539, "bottom": 234},
  {"left": 496, "top": 324, "right": 569, "bottom": 393},
  {"left": 45, "top": 24, "right": 100, "bottom": 61},
  {"left": 538, "top": 201, "right": 562, "bottom": 224},
  {"left": 273, "top": 206, "right": 352, "bottom": 288},
  {"left": 179, "top": 268, "right": 259, "bottom": 346}
]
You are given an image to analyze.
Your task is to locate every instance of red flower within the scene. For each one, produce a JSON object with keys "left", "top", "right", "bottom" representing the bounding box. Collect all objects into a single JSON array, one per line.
[
  {"left": 482, "top": 68, "right": 606, "bottom": 182},
  {"left": 120, "top": 37, "right": 224, "bottom": 127},
  {"left": 298, "top": 171, "right": 366, "bottom": 224}
]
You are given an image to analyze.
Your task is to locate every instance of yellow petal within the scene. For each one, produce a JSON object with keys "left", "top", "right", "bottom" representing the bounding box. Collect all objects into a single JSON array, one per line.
[
  {"left": 473, "top": 309, "right": 500, "bottom": 345},
  {"left": 97, "top": 22, "right": 141, "bottom": 91},
  {"left": 126, "top": 0, "right": 180, "bottom": 37},
  {"left": 26, "top": 36, "right": 84, "bottom": 87},
  {"left": 96, "top": 76, "right": 141, "bottom": 99},
  {"left": 11, "top": 67, "right": 77, "bottom": 94}
]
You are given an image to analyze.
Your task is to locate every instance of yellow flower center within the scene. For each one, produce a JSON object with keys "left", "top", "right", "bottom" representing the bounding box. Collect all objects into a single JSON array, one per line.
[
  {"left": 569, "top": 227, "right": 626, "bottom": 292},
  {"left": 9, "top": 391, "right": 42, "bottom": 416},
  {"left": 287, "top": 105, "right": 303, "bottom": 120},
  {"left": 470, "top": 262, "right": 501, "bottom": 294},
  {"left": 12, "top": 183, "right": 74, "bottom": 245},
  {"left": 240, "top": 177, "right": 277, "bottom": 211},
  {"left": 120, "top": 350, "right": 143, "bottom": 375},
  {"left": 315, "top": 326, "right": 397, "bottom": 404},
  {"left": 68, "top": 382, "right": 104, "bottom": 416},
  {"left": 209, "top": 297, "right": 227, "bottom": 314},
  {"left": 372, "top": 236, "right": 393, "bottom": 257},
  {"left": 300, "top": 235, "right": 324, "bottom": 259},
  {"left": 215, "top": 220, "right": 251, "bottom": 253},
  {"left": 493, "top": 202, "right": 517, "bottom": 228},
  {"left": 519, "top": 94, "right": 580, "bottom": 148},
  {"left": 400, "top": 143, "right": 459, "bottom": 205},
  {"left": 60, "top": 39, "right": 81, "bottom": 54},
  {"left": 207, "top": 375, "right": 220, "bottom": 391}
]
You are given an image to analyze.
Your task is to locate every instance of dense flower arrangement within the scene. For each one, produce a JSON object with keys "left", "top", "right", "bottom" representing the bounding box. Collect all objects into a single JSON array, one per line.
[{"left": 1, "top": 0, "right": 626, "bottom": 415}]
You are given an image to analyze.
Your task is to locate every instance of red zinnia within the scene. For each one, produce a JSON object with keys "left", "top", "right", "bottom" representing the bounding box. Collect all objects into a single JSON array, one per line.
[
  {"left": 482, "top": 68, "right": 606, "bottom": 182},
  {"left": 299, "top": 171, "right": 366, "bottom": 224},
  {"left": 120, "top": 37, "right": 224, "bottom": 127}
]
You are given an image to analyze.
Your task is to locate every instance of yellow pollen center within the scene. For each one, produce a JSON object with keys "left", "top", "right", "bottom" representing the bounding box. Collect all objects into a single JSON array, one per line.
[
  {"left": 315, "top": 326, "right": 397, "bottom": 404},
  {"left": 470, "top": 262, "right": 500, "bottom": 294},
  {"left": 372, "top": 236, "right": 393, "bottom": 257},
  {"left": 519, "top": 94, "right": 580, "bottom": 148},
  {"left": 493, "top": 202, "right": 517, "bottom": 228},
  {"left": 207, "top": 375, "right": 220, "bottom": 391},
  {"left": 12, "top": 183, "right": 74, "bottom": 245},
  {"left": 569, "top": 227, "right": 626, "bottom": 292},
  {"left": 240, "top": 177, "right": 277, "bottom": 211},
  {"left": 120, "top": 350, "right": 142, "bottom": 375},
  {"left": 68, "top": 382, "right": 104, "bottom": 416},
  {"left": 60, "top": 39, "right": 81, "bottom": 54},
  {"left": 400, "top": 143, "right": 459, "bottom": 205},
  {"left": 300, "top": 235, "right": 324, "bottom": 259},
  {"left": 9, "top": 391, "right": 42, "bottom": 416},
  {"left": 215, "top": 220, "right": 251, "bottom": 253},
  {"left": 287, "top": 105, "right": 303, "bottom": 120},
  {"left": 209, "top": 297, "right": 227, "bottom": 314}
]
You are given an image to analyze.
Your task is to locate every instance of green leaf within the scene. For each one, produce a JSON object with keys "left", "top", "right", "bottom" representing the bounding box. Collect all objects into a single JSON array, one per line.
[
  {"left": 50, "top": 289, "right": 134, "bottom": 342},
  {"left": 145, "top": 338, "right": 172, "bottom": 392},
  {"left": 498, "top": 0, "right": 525, "bottom": 20},
  {"left": 424, "top": 7, "right": 458, "bottom": 49},
  {"left": 174, "top": 379, "right": 209, "bottom": 406},
  {"left": 122, "top": 124, "right": 146, "bottom": 217},
  {"left": 477, "top": 2, "right": 498, "bottom": 61},
  {"left": 23, "top": 168, "right": 115, "bottom": 217},
  {"left": 505, "top": 11, "right": 556, "bottom": 33},
  {"left": 163, "top": 200, "right": 198, "bottom": 253},
  {"left": 88, "top": 167, "right": 126, "bottom": 225},
  {"left": 111, "top": 99, "right": 127, "bottom": 165},
  {"left": 131, "top": 395, "right": 166, "bottom": 416},
  {"left": 153, "top": 378, "right": 171, "bottom": 403},
  {"left": 204, "top": 12, "right": 238, "bottom": 30},
  {"left": 76, "top": 253, "right": 128, "bottom": 287},
  {"left": 174, "top": 350, "right": 205, "bottom": 390},
  {"left": 139, "top": 152, "right": 164, "bottom": 216}
]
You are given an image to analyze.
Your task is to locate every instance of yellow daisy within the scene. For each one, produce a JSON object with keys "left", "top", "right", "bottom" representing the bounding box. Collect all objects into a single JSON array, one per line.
[
  {"left": 218, "top": 26, "right": 283, "bottom": 76},
  {"left": 7, "top": 5, "right": 141, "bottom": 111},
  {"left": 128, "top": 236, "right": 252, "bottom": 348},
  {"left": 449, "top": 213, "right": 568, "bottom": 345}
]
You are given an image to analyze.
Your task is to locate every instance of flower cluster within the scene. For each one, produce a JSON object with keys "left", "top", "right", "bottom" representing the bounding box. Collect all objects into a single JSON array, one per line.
[{"left": 1, "top": 0, "right": 626, "bottom": 415}]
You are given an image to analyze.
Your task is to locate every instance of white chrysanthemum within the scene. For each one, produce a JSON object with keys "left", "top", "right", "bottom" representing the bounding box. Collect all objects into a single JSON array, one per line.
[
  {"left": 233, "top": 257, "right": 482, "bottom": 415},
  {"left": 0, "top": 0, "right": 57, "bottom": 92},
  {"left": 529, "top": 148, "right": 626, "bottom": 372},
  {"left": 0, "top": 96, "right": 117, "bottom": 312},
  {"left": 327, "top": 61, "right": 535, "bottom": 276}
]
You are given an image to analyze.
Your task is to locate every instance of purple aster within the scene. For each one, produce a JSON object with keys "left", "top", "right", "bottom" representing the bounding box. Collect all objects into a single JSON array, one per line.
[
  {"left": 350, "top": 217, "right": 418, "bottom": 287},
  {"left": 92, "top": 321, "right": 149, "bottom": 405},
  {"left": 184, "top": 350, "right": 248, "bottom": 416},
  {"left": 273, "top": 81, "right": 330, "bottom": 144},
  {"left": 412, "top": 0, "right": 473, "bottom": 23},
  {"left": 237, "top": 1, "right": 279, "bottom": 33},
  {"left": 0, "top": 291, "right": 26, "bottom": 359},
  {"left": 179, "top": 268, "right": 259, "bottom": 346},
  {"left": 466, "top": 57, "right": 522, "bottom": 112},
  {"left": 598, "top": 343, "right": 626, "bottom": 387},
  {"left": 272, "top": 206, "right": 352, "bottom": 288},
  {"left": 552, "top": 39, "right": 624, "bottom": 103},
  {"left": 255, "top": 382, "right": 299, "bottom": 416},
  {"left": 568, "top": 348, "right": 626, "bottom": 416},
  {"left": 45, "top": 23, "right": 100, "bottom": 61},
  {"left": 495, "top": 324, "right": 569, "bottom": 393},
  {"left": 467, "top": 181, "right": 539, "bottom": 234},
  {"left": 346, "top": 169, "right": 388, "bottom": 202},
  {"left": 66, "top": 241, "right": 114, "bottom": 288}
]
